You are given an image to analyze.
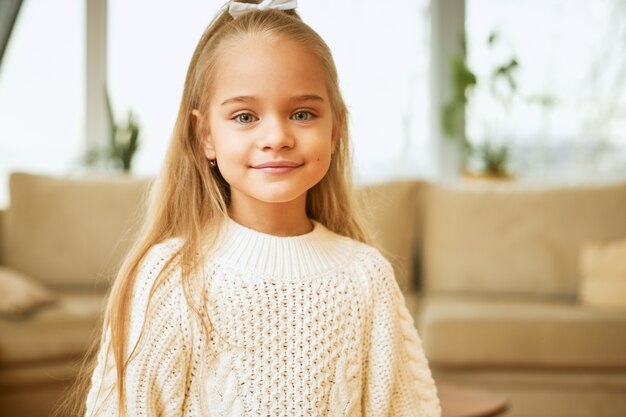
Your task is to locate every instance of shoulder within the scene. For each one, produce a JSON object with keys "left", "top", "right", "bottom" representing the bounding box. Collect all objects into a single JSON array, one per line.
[
  {"left": 125, "top": 238, "right": 193, "bottom": 346},
  {"left": 131, "top": 237, "right": 187, "bottom": 316},
  {"left": 135, "top": 237, "right": 186, "bottom": 286},
  {"left": 139, "top": 237, "right": 186, "bottom": 274},
  {"left": 323, "top": 231, "right": 396, "bottom": 292},
  {"left": 343, "top": 240, "right": 400, "bottom": 300},
  {"left": 361, "top": 244, "right": 394, "bottom": 273},
  {"left": 314, "top": 221, "right": 394, "bottom": 278},
  {"left": 343, "top": 238, "right": 395, "bottom": 277}
]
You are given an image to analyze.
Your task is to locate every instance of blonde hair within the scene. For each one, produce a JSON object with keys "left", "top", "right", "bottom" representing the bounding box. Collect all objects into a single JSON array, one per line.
[{"left": 60, "top": 2, "right": 369, "bottom": 415}]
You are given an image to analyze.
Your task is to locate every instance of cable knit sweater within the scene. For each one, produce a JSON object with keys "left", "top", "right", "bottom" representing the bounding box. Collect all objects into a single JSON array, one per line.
[{"left": 85, "top": 218, "right": 441, "bottom": 417}]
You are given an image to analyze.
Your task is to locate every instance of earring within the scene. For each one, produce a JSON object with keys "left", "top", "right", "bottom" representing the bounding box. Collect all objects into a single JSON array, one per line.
[{"left": 209, "top": 159, "right": 217, "bottom": 168}]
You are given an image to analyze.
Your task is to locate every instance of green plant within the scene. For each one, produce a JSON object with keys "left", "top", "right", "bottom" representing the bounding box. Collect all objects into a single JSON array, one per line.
[
  {"left": 84, "top": 91, "right": 140, "bottom": 173},
  {"left": 441, "top": 31, "right": 520, "bottom": 177},
  {"left": 487, "top": 32, "right": 519, "bottom": 116},
  {"left": 441, "top": 36, "right": 477, "bottom": 162},
  {"left": 476, "top": 141, "right": 509, "bottom": 176}
]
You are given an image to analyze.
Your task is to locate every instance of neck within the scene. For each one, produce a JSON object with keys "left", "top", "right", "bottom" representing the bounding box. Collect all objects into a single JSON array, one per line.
[{"left": 228, "top": 193, "right": 312, "bottom": 237}]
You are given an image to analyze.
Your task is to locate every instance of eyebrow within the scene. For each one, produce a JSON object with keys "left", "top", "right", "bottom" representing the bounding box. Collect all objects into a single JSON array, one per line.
[{"left": 220, "top": 94, "right": 326, "bottom": 106}]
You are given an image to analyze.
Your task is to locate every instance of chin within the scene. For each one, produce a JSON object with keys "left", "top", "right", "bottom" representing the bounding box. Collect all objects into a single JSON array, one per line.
[
  {"left": 254, "top": 192, "right": 307, "bottom": 204},
  {"left": 249, "top": 184, "right": 313, "bottom": 204}
]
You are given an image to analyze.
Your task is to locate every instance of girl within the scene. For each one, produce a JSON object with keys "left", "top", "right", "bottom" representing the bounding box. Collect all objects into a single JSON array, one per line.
[{"left": 83, "top": 1, "right": 441, "bottom": 416}]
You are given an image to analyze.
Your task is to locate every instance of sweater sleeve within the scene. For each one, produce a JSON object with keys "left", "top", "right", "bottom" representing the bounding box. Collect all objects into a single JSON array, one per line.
[
  {"left": 84, "top": 239, "right": 192, "bottom": 417},
  {"left": 362, "top": 252, "right": 441, "bottom": 417}
]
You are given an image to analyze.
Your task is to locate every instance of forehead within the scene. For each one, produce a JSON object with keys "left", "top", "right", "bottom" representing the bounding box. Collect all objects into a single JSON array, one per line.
[{"left": 211, "top": 34, "right": 329, "bottom": 103}]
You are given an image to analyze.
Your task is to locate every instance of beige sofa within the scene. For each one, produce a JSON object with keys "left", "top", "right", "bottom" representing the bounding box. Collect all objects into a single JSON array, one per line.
[
  {"left": 422, "top": 180, "right": 626, "bottom": 417},
  {"left": 1, "top": 172, "right": 626, "bottom": 417},
  {"left": 0, "top": 172, "right": 151, "bottom": 416},
  {"left": 361, "top": 180, "right": 626, "bottom": 417}
]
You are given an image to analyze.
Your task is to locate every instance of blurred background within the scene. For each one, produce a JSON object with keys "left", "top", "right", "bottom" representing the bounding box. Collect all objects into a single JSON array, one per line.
[
  {"left": 2, "top": 0, "right": 625, "bottom": 208},
  {"left": 2, "top": 2, "right": 626, "bottom": 417}
]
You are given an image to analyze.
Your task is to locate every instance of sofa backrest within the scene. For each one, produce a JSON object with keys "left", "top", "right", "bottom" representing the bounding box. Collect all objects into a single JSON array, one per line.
[
  {"left": 1, "top": 172, "right": 152, "bottom": 291},
  {"left": 356, "top": 180, "right": 427, "bottom": 292},
  {"left": 422, "top": 180, "right": 626, "bottom": 299},
  {"left": 1, "top": 174, "right": 427, "bottom": 293},
  {"left": 9, "top": 172, "right": 620, "bottom": 298}
]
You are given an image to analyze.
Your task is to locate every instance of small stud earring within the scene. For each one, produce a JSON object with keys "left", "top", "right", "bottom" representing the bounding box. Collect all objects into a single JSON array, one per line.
[{"left": 209, "top": 159, "right": 217, "bottom": 168}]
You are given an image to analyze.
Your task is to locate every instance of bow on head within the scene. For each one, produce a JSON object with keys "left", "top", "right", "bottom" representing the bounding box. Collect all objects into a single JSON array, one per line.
[{"left": 228, "top": 0, "right": 298, "bottom": 19}]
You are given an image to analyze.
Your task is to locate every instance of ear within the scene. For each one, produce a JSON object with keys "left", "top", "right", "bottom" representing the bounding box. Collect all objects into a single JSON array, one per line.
[
  {"left": 331, "top": 125, "right": 339, "bottom": 155},
  {"left": 191, "top": 109, "right": 216, "bottom": 160},
  {"left": 331, "top": 110, "right": 345, "bottom": 155}
]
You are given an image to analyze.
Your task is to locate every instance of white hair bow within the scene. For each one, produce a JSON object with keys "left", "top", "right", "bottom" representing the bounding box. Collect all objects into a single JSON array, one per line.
[{"left": 228, "top": 0, "right": 298, "bottom": 19}]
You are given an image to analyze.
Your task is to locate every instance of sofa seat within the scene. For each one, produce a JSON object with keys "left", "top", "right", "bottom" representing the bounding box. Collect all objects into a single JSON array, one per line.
[
  {"left": 432, "top": 366, "right": 626, "bottom": 417},
  {"left": 420, "top": 295, "right": 626, "bottom": 369},
  {"left": 0, "top": 292, "right": 105, "bottom": 388}
]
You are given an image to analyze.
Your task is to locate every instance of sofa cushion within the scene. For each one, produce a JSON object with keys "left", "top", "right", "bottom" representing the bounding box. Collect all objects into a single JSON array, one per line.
[
  {"left": 0, "top": 267, "right": 56, "bottom": 319},
  {"left": 580, "top": 237, "right": 626, "bottom": 311},
  {"left": 423, "top": 181, "right": 626, "bottom": 297},
  {"left": 2, "top": 172, "right": 151, "bottom": 290},
  {"left": 357, "top": 181, "right": 422, "bottom": 291},
  {"left": 0, "top": 292, "right": 105, "bottom": 366},
  {"left": 420, "top": 295, "right": 626, "bottom": 369}
]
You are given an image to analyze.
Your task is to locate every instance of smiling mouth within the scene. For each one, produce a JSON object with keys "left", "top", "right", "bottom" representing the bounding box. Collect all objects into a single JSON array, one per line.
[
  {"left": 252, "top": 161, "right": 303, "bottom": 169},
  {"left": 251, "top": 161, "right": 303, "bottom": 174}
]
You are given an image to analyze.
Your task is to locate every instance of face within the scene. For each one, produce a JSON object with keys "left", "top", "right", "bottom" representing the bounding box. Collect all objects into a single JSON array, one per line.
[{"left": 197, "top": 34, "right": 336, "bottom": 214}]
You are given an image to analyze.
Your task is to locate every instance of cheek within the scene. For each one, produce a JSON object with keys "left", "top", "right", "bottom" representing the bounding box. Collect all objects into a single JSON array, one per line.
[
  {"left": 310, "top": 147, "right": 333, "bottom": 175},
  {"left": 211, "top": 132, "right": 248, "bottom": 163},
  {"left": 316, "top": 131, "right": 334, "bottom": 160},
  {"left": 218, "top": 146, "right": 250, "bottom": 173}
]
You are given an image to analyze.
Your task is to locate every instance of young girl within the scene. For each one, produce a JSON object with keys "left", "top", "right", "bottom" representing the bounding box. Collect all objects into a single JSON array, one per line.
[{"left": 84, "top": 1, "right": 441, "bottom": 416}]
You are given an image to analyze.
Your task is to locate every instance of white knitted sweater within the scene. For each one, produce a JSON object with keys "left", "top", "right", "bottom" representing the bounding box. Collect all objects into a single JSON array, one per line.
[{"left": 85, "top": 218, "right": 441, "bottom": 416}]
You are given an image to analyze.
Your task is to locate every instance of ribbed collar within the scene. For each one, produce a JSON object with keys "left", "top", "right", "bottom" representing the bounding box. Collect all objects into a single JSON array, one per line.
[{"left": 210, "top": 217, "right": 356, "bottom": 279}]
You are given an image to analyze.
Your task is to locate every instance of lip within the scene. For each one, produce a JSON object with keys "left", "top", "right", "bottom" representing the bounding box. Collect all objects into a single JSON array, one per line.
[
  {"left": 252, "top": 160, "right": 303, "bottom": 174},
  {"left": 252, "top": 161, "right": 303, "bottom": 169}
]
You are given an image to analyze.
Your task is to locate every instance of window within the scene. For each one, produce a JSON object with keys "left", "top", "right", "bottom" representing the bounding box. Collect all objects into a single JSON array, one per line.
[
  {"left": 0, "top": 0, "right": 85, "bottom": 207},
  {"left": 466, "top": 0, "right": 626, "bottom": 181},
  {"left": 107, "top": 0, "right": 221, "bottom": 179}
]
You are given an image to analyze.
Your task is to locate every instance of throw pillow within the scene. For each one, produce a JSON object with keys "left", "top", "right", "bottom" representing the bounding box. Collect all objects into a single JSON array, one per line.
[
  {"left": 579, "top": 237, "right": 626, "bottom": 310},
  {"left": 0, "top": 267, "right": 56, "bottom": 319}
]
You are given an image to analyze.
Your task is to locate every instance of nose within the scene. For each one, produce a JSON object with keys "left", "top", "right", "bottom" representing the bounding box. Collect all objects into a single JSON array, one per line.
[{"left": 257, "top": 116, "right": 295, "bottom": 150}]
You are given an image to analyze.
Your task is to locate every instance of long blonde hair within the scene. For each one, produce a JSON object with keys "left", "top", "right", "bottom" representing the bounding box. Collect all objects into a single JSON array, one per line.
[{"left": 62, "top": 2, "right": 370, "bottom": 415}]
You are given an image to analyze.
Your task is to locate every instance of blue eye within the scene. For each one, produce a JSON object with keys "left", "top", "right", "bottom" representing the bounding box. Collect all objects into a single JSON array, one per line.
[
  {"left": 233, "top": 113, "right": 257, "bottom": 124},
  {"left": 291, "top": 111, "right": 314, "bottom": 121}
]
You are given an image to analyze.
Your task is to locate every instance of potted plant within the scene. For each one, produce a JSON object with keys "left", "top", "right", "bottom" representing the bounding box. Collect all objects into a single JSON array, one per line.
[
  {"left": 442, "top": 31, "right": 519, "bottom": 180},
  {"left": 83, "top": 91, "right": 141, "bottom": 174}
]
